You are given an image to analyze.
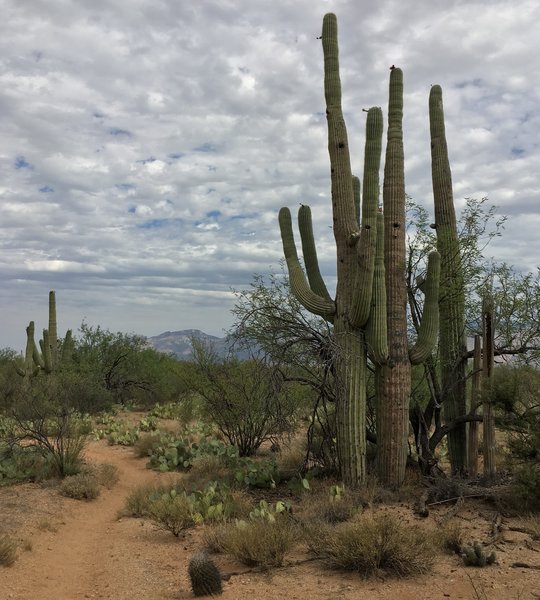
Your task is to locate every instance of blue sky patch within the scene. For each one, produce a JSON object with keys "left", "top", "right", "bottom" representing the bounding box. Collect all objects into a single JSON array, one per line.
[
  {"left": 168, "top": 152, "right": 184, "bottom": 160},
  {"left": 128, "top": 206, "right": 136, "bottom": 214},
  {"left": 137, "top": 157, "right": 156, "bottom": 164},
  {"left": 109, "top": 127, "right": 132, "bottom": 137},
  {"left": 206, "top": 210, "right": 221, "bottom": 219},
  {"left": 39, "top": 185, "right": 54, "bottom": 193},
  {"left": 511, "top": 147, "right": 525, "bottom": 157},
  {"left": 15, "top": 156, "right": 32, "bottom": 170},
  {"left": 193, "top": 142, "right": 217, "bottom": 153}
]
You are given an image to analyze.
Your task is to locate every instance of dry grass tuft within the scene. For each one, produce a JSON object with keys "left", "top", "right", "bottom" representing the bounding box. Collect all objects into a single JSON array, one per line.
[
  {"left": 0, "top": 533, "right": 17, "bottom": 567},
  {"left": 204, "top": 517, "right": 297, "bottom": 569},
  {"left": 305, "top": 512, "right": 436, "bottom": 578}
]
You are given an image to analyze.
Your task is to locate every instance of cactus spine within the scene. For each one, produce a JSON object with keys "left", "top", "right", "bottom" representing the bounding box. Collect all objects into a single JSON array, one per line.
[
  {"left": 188, "top": 551, "right": 223, "bottom": 596},
  {"left": 278, "top": 13, "right": 383, "bottom": 486},
  {"left": 429, "top": 85, "right": 468, "bottom": 475},
  {"left": 374, "top": 68, "right": 441, "bottom": 487}
]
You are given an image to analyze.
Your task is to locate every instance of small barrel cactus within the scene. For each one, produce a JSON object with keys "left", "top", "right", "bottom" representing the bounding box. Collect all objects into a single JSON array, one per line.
[
  {"left": 188, "top": 551, "right": 223, "bottom": 596},
  {"left": 461, "top": 541, "right": 496, "bottom": 567}
]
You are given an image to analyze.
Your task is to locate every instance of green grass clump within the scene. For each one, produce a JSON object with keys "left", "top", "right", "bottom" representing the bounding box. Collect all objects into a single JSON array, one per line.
[
  {"left": 0, "top": 533, "right": 17, "bottom": 567},
  {"left": 305, "top": 513, "right": 436, "bottom": 578}
]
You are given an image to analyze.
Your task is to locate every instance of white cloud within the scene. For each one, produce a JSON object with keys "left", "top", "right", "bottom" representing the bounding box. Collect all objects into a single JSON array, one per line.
[{"left": 1, "top": 0, "right": 540, "bottom": 351}]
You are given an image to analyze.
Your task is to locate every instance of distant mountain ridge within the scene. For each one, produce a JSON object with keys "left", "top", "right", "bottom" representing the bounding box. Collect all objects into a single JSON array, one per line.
[{"left": 145, "top": 329, "right": 240, "bottom": 360}]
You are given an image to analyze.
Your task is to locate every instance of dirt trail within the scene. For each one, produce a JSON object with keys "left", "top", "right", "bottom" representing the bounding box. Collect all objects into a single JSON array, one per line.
[
  {"left": 2, "top": 442, "right": 184, "bottom": 600},
  {"left": 1, "top": 440, "right": 539, "bottom": 600}
]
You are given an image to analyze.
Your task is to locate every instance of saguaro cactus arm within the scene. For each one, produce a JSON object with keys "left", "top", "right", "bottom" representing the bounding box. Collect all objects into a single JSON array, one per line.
[
  {"left": 366, "top": 211, "right": 388, "bottom": 364},
  {"left": 409, "top": 250, "right": 441, "bottom": 365},
  {"left": 297, "top": 205, "right": 333, "bottom": 303},
  {"left": 350, "top": 106, "right": 383, "bottom": 328},
  {"left": 278, "top": 207, "right": 336, "bottom": 319}
]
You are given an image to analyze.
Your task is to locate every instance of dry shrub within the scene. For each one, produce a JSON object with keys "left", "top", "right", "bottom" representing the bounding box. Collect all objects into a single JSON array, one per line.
[
  {"left": 437, "top": 521, "right": 466, "bottom": 554},
  {"left": 516, "top": 514, "right": 540, "bottom": 540},
  {"left": 202, "top": 523, "right": 231, "bottom": 554},
  {"left": 147, "top": 492, "right": 194, "bottom": 537},
  {"left": 205, "top": 517, "right": 297, "bottom": 569},
  {"left": 60, "top": 472, "right": 100, "bottom": 500},
  {"left": 0, "top": 533, "right": 17, "bottom": 566},
  {"left": 276, "top": 440, "right": 306, "bottom": 480},
  {"left": 123, "top": 482, "right": 179, "bottom": 517},
  {"left": 133, "top": 431, "right": 170, "bottom": 458},
  {"left": 305, "top": 513, "right": 436, "bottom": 578},
  {"left": 94, "top": 463, "right": 119, "bottom": 488},
  {"left": 183, "top": 454, "right": 232, "bottom": 490},
  {"left": 301, "top": 494, "right": 358, "bottom": 524}
]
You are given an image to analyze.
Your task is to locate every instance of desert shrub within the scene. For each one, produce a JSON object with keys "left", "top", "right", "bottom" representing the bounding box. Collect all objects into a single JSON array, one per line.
[
  {"left": 132, "top": 430, "right": 172, "bottom": 458},
  {"left": 60, "top": 472, "right": 100, "bottom": 500},
  {"left": 233, "top": 457, "right": 279, "bottom": 489},
  {"left": 124, "top": 482, "right": 174, "bottom": 517},
  {"left": 59, "top": 463, "right": 118, "bottom": 500},
  {"left": 192, "top": 343, "right": 298, "bottom": 457},
  {"left": 147, "top": 490, "right": 195, "bottom": 536},
  {"left": 516, "top": 514, "right": 540, "bottom": 539},
  {"left": 508, "top": 464, "right": 540, "bottom": 513},
  {"left": 305, "top": 513, "right": 436, "bottom": 578},
  {"left": 92, "top": 463, "right": 119, "bottom": 488},
  {"left": 437, "top": 522, "right": 466, "bottom": 554},
  {"left": 0, "top": 443, "right": 46, "bottom": 483},
  {"left": 302, "top": 492, "right": 358, "bottom": 524},
  {"left": 208, "top": 517, "right": 296, "bottom": 568},
  {"left": 125, "top": 480, "right": 242, "bottom": 534},
  {"left": 0, "top": 533, "right": 17, "bottom": 566}
]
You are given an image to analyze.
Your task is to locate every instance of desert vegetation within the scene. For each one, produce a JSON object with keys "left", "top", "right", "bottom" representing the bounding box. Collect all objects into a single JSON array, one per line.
[{"left": 1, "top": 11, "right": 539, "bottom": 600}]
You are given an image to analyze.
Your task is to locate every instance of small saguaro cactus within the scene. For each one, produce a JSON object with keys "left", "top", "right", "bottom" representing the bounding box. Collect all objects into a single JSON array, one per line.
[
  {"left": 188, "top": 551, "right": 223, "bottom": 597},
  {"left": 16, "top": 321, "right": 40, "bottom": 380}
]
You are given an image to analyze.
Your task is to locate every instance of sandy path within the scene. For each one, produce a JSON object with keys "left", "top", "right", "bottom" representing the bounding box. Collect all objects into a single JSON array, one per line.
[
  {"left": 1, "top": 439, "right": 539, "bottom": 600},
  {"left": 2, "top": 441, "right": 185, "bottom": 600}
]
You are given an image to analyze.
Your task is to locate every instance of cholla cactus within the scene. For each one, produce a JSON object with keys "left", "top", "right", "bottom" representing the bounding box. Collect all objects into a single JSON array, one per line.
[{"left": 461, "top": 542, "right": 496, "bottom": 567}]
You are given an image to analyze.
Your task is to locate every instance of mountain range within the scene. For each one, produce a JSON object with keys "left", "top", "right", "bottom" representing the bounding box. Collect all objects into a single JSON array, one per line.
[{"left": 145, "top": 329, "right": 244, "bottom": 360}]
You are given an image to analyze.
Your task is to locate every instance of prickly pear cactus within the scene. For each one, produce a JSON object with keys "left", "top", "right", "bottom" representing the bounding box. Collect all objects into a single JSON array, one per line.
[{"left": 188, "top": 551, "right": 223, "bottom": 596}]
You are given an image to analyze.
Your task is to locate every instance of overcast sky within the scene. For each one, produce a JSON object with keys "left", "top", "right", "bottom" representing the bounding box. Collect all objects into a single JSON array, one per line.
[{"left": 1, "top": 0, "right": 539, "bottom": 352}]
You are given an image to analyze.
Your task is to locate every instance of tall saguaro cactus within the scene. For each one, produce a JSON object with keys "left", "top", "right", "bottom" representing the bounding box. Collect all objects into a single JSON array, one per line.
[
  {"left": 429, "top": 85, "right": 468, "bottom": 475},
  {"left": 374, "top": 68, "right": 441, "bottom": 487},
  {"left": 278, "top": 13, "right": 383, "bottom": 486}
]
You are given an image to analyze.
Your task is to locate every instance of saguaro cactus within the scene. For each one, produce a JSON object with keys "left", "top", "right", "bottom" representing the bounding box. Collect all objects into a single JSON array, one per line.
[
  {"left": 429, "top": 85, "right": 468, "bottom": 475},
  {"left": 278, "top": 13, "right": 383, "bottom": 486},
  {"left": 373, "top": 68, "right": 441, "bottom": 487}
]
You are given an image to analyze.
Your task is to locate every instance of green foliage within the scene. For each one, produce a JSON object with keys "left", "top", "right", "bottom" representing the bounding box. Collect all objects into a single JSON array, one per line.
[
  {"left": 0, "top": 443, "right": 46, "bottom": 484},
  {"left": 130, "top": 481, "right": 240, "bottom": 537},
  {"left": 248, "top": 499, "right": 292, "bottom": 522},
  {"left": 233, "top": 457, "right": 279, "bottom": 489},
  {"left": 8, "top": 375, "right": 88, "bottom": 477},
  {"left": 305, "top": 513, "right": 436, "bottom": 577},
  {"left": 0, "top": 533, "right": 17, "bottom": 566},
  {"left": 192, "top": 341, "right": 298, "bottom": 457}
]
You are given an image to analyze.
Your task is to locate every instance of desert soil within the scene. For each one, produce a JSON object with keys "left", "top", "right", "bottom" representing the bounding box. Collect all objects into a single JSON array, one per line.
[{"left": 1, "top": 439, "right": 539, "bottom": 600}]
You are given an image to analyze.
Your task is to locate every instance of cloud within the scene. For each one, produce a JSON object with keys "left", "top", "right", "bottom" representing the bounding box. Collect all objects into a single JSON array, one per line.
[{"left": 1, "top": 0, "right": 539, "bottom": 351}]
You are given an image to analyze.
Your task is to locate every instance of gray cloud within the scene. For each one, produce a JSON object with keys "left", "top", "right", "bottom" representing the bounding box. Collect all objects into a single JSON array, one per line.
[{"left": 1, "top": 0, "right": 539, "bottom": 351}]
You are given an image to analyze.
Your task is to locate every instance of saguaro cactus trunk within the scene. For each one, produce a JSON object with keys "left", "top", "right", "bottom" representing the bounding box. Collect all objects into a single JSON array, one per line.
[
  {"left": 429, "top": 85, "right": 468, "bottom": 475},
  {"left": 375, "top": 68, "right": 441, "bottom": 487},
  {"left": 278, "top": 13, "right": 383, "bottom": 486}
]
